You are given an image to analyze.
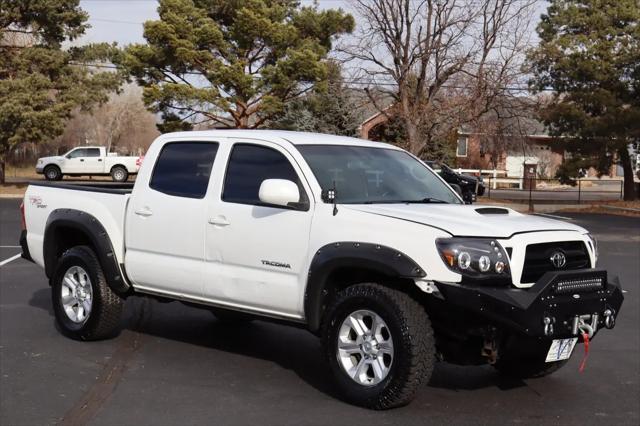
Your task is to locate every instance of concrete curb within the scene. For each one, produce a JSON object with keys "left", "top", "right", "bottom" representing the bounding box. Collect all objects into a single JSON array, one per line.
[
  {"left": 0, "top": 194, "right": 24, "bottom": 199},
  {"left": 599, "top": 205, "right": 640, "bottom": 213}
]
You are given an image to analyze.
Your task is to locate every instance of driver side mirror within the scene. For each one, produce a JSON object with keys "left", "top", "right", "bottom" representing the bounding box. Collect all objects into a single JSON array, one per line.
[{"left": 259, "top": 179, "right": 303, "bottom": 209}]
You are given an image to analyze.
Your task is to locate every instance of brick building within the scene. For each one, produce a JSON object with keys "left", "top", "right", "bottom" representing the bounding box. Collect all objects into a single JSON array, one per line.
[{"left": 359, "top": 111, "right": 594, "bottom": 179}]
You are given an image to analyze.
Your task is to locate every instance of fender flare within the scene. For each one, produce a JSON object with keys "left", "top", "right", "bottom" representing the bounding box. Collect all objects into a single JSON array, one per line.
[
  {"left": 304, "top": 242, "right": 426, "bottom": 333},
  {"left": 43, "top": 209, "right": 131, "bottom": 295}
]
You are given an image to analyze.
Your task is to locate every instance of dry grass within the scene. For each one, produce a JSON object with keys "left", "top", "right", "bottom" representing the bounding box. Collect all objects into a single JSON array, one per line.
[
  {"left": 5, "top": 165, "right": 39, "bottom": 179},
  {"left": 558, "top": 200, "right": 640, "bottom": 217},
  {"left": 0, "top": 183, "right": 27, "bottom": 197}
]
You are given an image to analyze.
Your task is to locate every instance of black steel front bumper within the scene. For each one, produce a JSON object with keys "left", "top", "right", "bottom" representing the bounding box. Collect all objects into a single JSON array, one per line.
[{"left": 435, "top": 269, "right": 623, "bottom": 338}]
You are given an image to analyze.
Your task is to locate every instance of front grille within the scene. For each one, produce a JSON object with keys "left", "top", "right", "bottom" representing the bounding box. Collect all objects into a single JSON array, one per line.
[{"left": 521, "top": 241, "right": 590, "bottom": 283}]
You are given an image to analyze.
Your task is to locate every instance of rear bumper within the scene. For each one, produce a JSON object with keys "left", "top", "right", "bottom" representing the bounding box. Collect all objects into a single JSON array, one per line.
[
  {"left": 435, "top": 269, "right": 623, "bottom": 338},
  {"left": 19, "top": 230, "right": 33, "bottom": 263}
]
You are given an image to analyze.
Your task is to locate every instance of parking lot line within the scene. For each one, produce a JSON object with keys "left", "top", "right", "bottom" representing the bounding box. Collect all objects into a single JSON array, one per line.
[
  {"left": 0, "top": 253, "right": 21, "bottom": 267},
  {"left": 0, "top": 245, "right": 20, "bottom": 248}
]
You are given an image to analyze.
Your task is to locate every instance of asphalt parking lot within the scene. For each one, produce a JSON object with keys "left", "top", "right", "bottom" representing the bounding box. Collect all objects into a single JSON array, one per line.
[{"left": 1, "top": 198, "right": 638, "bottom": 425}]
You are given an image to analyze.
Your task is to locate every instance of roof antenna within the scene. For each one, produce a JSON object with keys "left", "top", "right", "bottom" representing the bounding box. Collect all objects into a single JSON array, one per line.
[{"left": 322, "top": 181, "right": 339, "bottom": 216}]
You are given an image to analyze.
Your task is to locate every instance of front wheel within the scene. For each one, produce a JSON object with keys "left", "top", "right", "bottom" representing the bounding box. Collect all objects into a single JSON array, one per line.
[
  {"left": 51, "top": 245, "right": 123, "bottom": 340},
  {"left": 44, "top": 165, "right": 62, "bottom": 181},
  {"left": 322, "top": 283, "right": 435, "bottom": 410},
  {"left": 110, "top": 166, "right": 128, "bottom": 182}
]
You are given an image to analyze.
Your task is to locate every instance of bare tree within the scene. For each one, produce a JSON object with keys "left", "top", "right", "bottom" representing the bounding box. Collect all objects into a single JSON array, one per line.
[
  {"left": 343, "top": 0, "right": 537, "bottom": 157},
  {"left": 61, "top": 85, "right": 159, "bottom": 155}
]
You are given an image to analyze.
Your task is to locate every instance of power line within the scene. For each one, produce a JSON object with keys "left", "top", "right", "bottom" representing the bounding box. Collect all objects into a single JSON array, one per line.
[
  {"left": 71, "top": 61, "right": 550, "bottom": 92},
  {"left": 89, "top": 18, "right": 143, "bottom": 25}
]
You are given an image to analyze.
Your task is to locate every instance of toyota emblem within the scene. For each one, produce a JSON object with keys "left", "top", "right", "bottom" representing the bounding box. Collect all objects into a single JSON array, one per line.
[{"left": 550, "top": 251, "right": 567, "bottom": 268}]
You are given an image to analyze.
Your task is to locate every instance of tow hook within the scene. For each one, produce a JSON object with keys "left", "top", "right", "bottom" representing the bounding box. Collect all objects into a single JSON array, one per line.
[
  {"left": 603, "top": 309, "right": 616, "bottom": 329},
  {"left": 543, "top": 316, "right": 555, "bottom": 337},
  {"left": 572, "top": 314, "right": 598, "bottom": 338}
]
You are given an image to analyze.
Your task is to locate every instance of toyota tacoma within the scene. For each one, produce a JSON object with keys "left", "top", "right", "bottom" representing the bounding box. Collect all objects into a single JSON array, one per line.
[{"left": 20, "top": 130, "right": 623, "bottom": 409}]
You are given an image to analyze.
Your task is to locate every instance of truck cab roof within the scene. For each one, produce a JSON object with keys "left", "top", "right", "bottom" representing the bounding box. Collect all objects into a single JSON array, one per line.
[{"left": 157, "top": 129, "right": 399, "bottom": 150}]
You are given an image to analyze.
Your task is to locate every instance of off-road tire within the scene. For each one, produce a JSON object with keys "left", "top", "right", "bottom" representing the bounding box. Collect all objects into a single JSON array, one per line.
[
  {"left": 110, "top": 166, "right": 128, "bottom": 182},
  {"left": 51, "top": 245, "right": 123, "bottom": 340},
  {"left": 44, "top": 165, "right": 62, "bottom": 181},
  {"left": 322, "top": 283, "right": 435, "bottom": 410}
]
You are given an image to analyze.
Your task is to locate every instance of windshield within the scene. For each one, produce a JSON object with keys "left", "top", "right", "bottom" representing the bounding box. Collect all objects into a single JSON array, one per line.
[{"left": 297, "top": 145, "right": 461, "bottom": 204}]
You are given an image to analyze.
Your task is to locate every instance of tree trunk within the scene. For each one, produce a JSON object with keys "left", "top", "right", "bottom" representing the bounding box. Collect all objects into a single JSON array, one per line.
[
  {"left": 0, "top": 158, "right": 5, "bottom": 185},
  {"left": 402, "top": 116, "right": 421, "bottom": 155},
  {"left": 619, "top": 146, "right": 636, "bottom": 201}
]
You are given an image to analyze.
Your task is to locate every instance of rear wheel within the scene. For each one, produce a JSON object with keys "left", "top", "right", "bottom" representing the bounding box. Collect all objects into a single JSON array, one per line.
[
  {"left": 51, "top": 245, "right": 123, "bottom": 340},
  {"left": 322, "top": 283, "right": 435, "bottom": 410},
  {"left": 111, "top": 166, "right": 128, "bottom": 182},
  {"left": 44, "top": 165, "right": 62, "bottom": 181}
]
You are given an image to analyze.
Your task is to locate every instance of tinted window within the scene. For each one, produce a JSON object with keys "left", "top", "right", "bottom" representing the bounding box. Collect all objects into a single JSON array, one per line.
[
  {"left": 86, "top": 148, "right": 101, "bottom": 157},
  {"left": 150, "top": 142, "right": 219, "bottom": 198},
  {"left": 223, "top": 144, "right": 305, "bottom": 207}
]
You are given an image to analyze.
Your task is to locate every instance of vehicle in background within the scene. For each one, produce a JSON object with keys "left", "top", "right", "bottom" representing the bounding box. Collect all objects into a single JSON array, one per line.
[
  {"left": 35, "top": 146, "right": 141, "bottom": 182},
  {"left": 426, "top": 161, "right": 485, "bottom": 203}
]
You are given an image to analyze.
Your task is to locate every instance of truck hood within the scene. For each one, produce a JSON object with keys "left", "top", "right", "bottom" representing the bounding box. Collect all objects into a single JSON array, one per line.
[
  {"left": 344, "top": 204, "right": 586, "bottom": 238},
  {"left": 38, "top": 155, "right": 63, "bottom": 163}
]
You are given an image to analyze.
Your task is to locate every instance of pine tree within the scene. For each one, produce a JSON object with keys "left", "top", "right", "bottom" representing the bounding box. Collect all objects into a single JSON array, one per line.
[{"left": 529, "top": 0, "right": 640, "bottom": 200}]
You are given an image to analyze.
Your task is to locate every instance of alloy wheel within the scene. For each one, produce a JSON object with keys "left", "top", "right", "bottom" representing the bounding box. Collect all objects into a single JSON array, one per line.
[
  {"left": 60, "top": 266, "right": 93, "bottom": 323},
  {"left": 336, "top": 309, "right": 394, "bottom": 386}
]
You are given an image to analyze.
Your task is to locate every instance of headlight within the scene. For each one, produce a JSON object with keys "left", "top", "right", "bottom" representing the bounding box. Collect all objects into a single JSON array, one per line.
[
  {"left": 436, "top": 238, "right": 511, "bottom": 284},
  {"left": 586, "top": 233, "right": 598, "bottom": 263}
]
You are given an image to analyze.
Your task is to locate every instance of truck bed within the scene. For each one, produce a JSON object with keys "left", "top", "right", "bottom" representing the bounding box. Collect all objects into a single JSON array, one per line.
[{"left": 23, "top": 181, "right": 133, "bottom": 271}]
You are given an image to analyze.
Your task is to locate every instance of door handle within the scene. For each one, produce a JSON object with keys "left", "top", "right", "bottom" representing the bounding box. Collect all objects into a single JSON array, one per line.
[
  {"left": 80, "top": 159, "right": 84, "bottom": 162},
  {"left": 208, "top": 216, "right": 230, "bottom": 226},
  {"left": 98, "top": 159, "right": 103, "bottom": 162},
  {"left": 134, "top": 207, "right": 153, "bottom": 217}
]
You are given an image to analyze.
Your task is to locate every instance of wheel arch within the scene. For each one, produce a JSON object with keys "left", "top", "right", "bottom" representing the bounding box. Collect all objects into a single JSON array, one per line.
[
  {"left": 43, "top": 163, "right": 61, "bottom": 171},
  {"left": 43, "top": 209, "right": 131, "bottom": 296},
  {"left": 304, "top": 242, "right": 426, "bottom": 333},
  {"left": 110, "top": 164, "right": 127, "bottom": 172}
]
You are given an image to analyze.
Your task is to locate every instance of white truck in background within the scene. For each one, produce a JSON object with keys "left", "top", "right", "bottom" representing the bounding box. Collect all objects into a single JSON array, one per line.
[{"left": 35, "top": 146, "right": 141, "bottom": 182}]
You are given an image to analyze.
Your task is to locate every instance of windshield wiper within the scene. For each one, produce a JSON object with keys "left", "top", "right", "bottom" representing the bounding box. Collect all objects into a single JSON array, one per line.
[
  {"left": 401, "top": 197, "right": 449, "bottom": 204},
  {"left": 362, "top": 197, "right": 449, "bottom": 204}
]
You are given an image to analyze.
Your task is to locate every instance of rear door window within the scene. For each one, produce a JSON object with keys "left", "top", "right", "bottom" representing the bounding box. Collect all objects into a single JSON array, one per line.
[{"left": 150, "top": 142, "right": 219, "bottom": 199}]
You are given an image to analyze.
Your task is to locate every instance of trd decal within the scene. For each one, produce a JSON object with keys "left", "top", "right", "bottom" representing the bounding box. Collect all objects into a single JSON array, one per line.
[{"left": 261, "top": 260, "right": 291, "bottom": 269}]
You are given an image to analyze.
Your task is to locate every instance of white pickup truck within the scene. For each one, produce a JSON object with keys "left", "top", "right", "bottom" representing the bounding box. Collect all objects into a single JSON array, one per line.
[
  {"left": 35, "top": 146, "right": 141, "bottom": 182},
  {"left": 20, "top": 130, "right": 623, "bottom": 409}
]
